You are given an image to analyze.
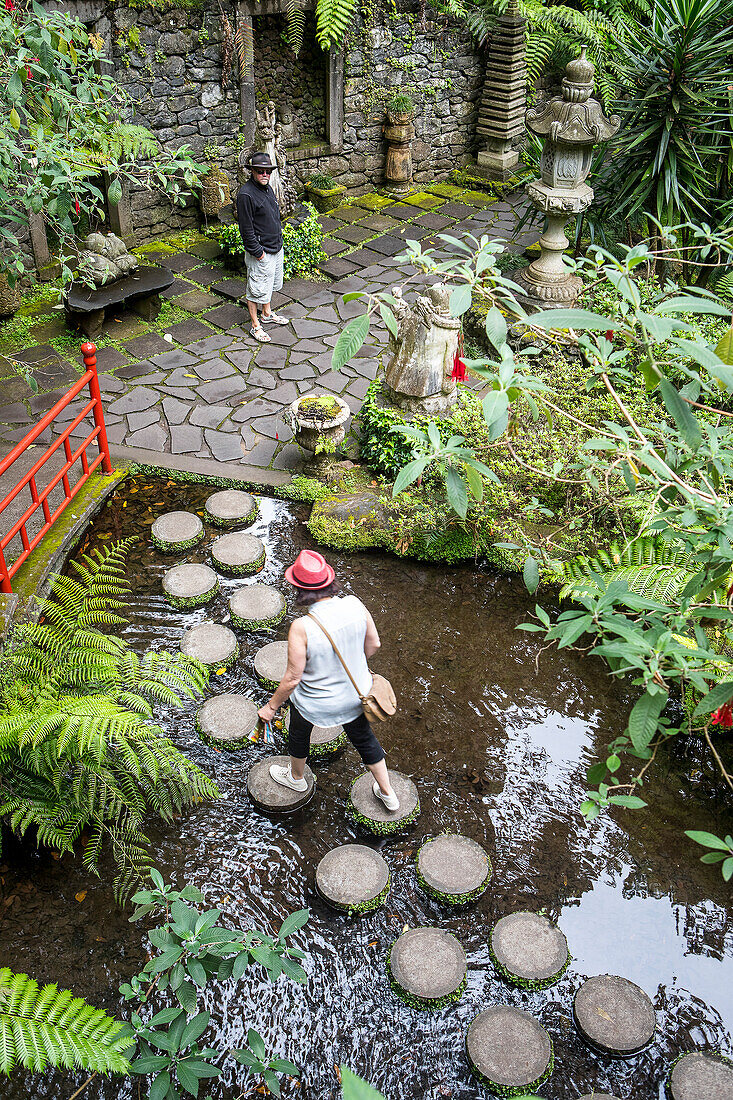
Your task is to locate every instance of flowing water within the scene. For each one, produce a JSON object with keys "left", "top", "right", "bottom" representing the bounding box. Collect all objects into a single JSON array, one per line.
[{"left": 2, "top": 475, "right": 732, "bottom": 1100}]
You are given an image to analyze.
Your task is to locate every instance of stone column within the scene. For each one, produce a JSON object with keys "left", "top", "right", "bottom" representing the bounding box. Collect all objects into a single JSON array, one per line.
[
  {"left": 475, "top": 11, "right": 526, "bottom": 181},
  {"left": 235, "top": 0, "right": 256, "bottom": 147},
  {"left": 28, "top": 212, "right": 52, "bottom": 279},
  {"left": 326, "top": 49, "right": 345, "bottom": 153}
]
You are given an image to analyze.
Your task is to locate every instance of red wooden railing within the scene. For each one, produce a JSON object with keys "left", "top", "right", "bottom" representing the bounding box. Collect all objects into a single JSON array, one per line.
[{"left": 0, "top": 342, "right": 113, "bottom": 594}]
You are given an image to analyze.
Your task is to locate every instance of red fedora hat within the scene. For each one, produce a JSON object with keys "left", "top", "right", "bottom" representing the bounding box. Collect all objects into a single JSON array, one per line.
[{"left": 284, "top": 549, "right": 335, "bottom": 590}]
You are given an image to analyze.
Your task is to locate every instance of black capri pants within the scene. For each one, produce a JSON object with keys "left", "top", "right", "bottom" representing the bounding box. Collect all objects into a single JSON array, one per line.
[{"left": 288, "top": 701, "right": 385, "bottom": 765}]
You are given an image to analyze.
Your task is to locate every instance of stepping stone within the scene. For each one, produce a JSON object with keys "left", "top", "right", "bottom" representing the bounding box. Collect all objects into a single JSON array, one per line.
[
  {"left": 254, "top": 639, "right": 287, "bottom": 689},
  {"left": 573, "top": 975, "right": 655, "bottom": 1055},
  {"left": 163, "top": 563, "right": 219, "bottom": 611},
  {"left": 490, "top": 911, "right": 569, "bottom": 989},
  {"left": 466, "top": 1006, "right": 554, "bottom": 1095},
  {"left": 316, "top": 843, "right": 390, "bottom": 914},
  {"left": 579, "top": 1095, "right": 621, "bottom": 1100},
  {"left": 349, "top": 770, "right": 420, "bottom": 835},
  {"left": 230, "top": 584, "right": 286, "bottom": 630},
  {"left": 196, "top": 693, "right": 258, "bottom": 749},
  {"left": 151, "top": 510, "right": 204, "bottom": 552},
  {"left": 204, "top": 489, "right": 258, "bottom": 528},
  {"left": 668, "top": 1052, "right": 733, "bottom": 1100},
  {"left": 211, "top": 532, "right": 265, "bottom": 577},
  {"left": 388, "top": 927, "right": 466, "bottom": 1009},
  {"left": 247, "top": 754, "right": 314, "bottom": 812},
  {"left": 416, "top": 834, "right": 491, "bottom": 905},
  {"left": 309, "top": 724, "right": 347, "bottom": 757},
  {"left": 180, "top": 622, "right": 238, "bottom": 668}
]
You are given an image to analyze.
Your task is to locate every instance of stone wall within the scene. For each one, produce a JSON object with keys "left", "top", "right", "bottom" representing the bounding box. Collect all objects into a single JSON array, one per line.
[{"left": 253, "top": 14, "right": 327, "bottom": 142}]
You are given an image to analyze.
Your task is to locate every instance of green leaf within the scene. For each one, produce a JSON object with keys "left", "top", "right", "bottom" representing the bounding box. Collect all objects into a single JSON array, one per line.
[
  {"left": 247, "top": 1028, "right": 266, "bottom": 1061},
  {"left": 176, "top": 1060, "right": 202, "bottom": 1097},
  {"left": 340, "top": 1067, "right": 387, "bottom": 1100},
  {"left": 131, "top": 1055, "right": 171, "bottom": 1074},
  {"left": 464, "top": 462, "right": 484, "bottom": 502},
  {"left": 684, "top": 830, "right": 733, "bottom": 851},
  {"left": 342, "top": 292, "right": 364, "bottom": 302},
  {"left": 607, "top": 754, "right": 621, "bottom": 773},
  {"left": 180, "top": 1011, "right": 210, "bottom": 1049},
  {"left": 714, "top": 324, "right": 733, "bottom": 366},
  {"left": 638, "top": 357, "right": 660, "bottom": 391},
  {"left": 393, "top": 457, "right": 429, "bottom": 496},
  {"left": 445, "top": 467, "right": 468, "bottom": 518},
  {"left": 379, "top": 302, "right": 397, "bottom": 338},
  {"left": 150, "top": 1071, "right": 171, "bottom": 1100},
  {"left": 9, "top": 108, "right": 21, "bottom": 131},
  {"left": 608, "top": 795, "right": 647, "bottom": 808},
  {"left": 627, "top": 691, "right": 665, "bottom": 752},
  {"left": 722, "top": 857, "right": 733, "bottom": 881},
  {"left": 530, "top": 309, "right": 623, "bottom": 332},
  {"left": 659, "top": 379, "right": 702, "bottom": 451},
  {"left": 448, "top": 283, "right": 472, "bottom": 317},
  {"left": 107, "top": 177, "right": 123, "bottom": 206},
  {"left": 186, "top": 958, "right": 207, "bottom": 988},
  {"left": 270, "top": 1058, "right": 300, "bottom": 1074},
  {"left": 523, "top": 556, "right": 540, "bottom": 594},
  {"left": 332, "top": 313, "right": 370, "bottom": 371},
  {"left": 693, "top": 680, "right": 733, "bottom": 717},
  {"left": 484, "top": 306, "right": 507, "bottom": 351},
  {"left": 174, "top": 980, "right": 198, "bottom": 1014},
  {"left": 657, "top": 296, "right": 731, "bottom": 317},
  {"left": 264, "top": 1070, "right": 282, "bottom": 1096}
]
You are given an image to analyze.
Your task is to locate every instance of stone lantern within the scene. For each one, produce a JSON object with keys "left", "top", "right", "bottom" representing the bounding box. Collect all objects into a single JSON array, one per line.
[{"left": 517, "top": 47, "right": 620, "bottom": 308}]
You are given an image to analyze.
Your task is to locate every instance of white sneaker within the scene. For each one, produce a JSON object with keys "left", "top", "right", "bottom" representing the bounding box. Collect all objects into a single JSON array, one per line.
[
  {"left": 373, "top": 780, "right": 400, "bottom": 812},
  {"left": 270, "top": 763, "right": 308, "bottom": 792}
]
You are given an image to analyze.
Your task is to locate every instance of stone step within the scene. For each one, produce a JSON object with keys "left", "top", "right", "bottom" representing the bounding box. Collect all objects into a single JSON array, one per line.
[
  {"left": 490, "top": 911, "right": 569, "bottom": 989},
  {"left": 573, "top": 974, "right": 655, "bottom": 1055},
  {"left": 180, "top": 621, "right": 238, "bottom": 668},
  {"left": 196, "top": 693, "right": 258, "bottom": 749},
  {"left": 211, "top": 531, "right": 266, "bottom": 577},
  {"left": 229, "top": 584, "right": 286, "bottom": 630},
  {"left": 247, "top": 755, "right": 315, "bottom": 812},
  {"left": 316, "top": 843, "right": 390, "bottom": 914},
  {"left": 151, "top": 510, "right": 204, "bottom": 553},
  {"left": 416, "top": 833, "right": 491, "bottom": 905},
  {"left": 254, "top": 639, "right": 288, "bottom": 689},
  {"left": 668, "top": 1053, "right": 733, "bottom": 1100},
  {"left": 163, "top": 563, "right": 219, "bottom": 611},
  {"left": 204, "top": 489, "right": 258, "bottom": 528},
  {"left": 348, "top": 770, "right": 420, "bottom": 835},
  {"left": 466, "top": 1005, "right": 553, "bottom": 1094},
  {"left": 388, "top": 927, "right": 466, "bottom": 1009}
]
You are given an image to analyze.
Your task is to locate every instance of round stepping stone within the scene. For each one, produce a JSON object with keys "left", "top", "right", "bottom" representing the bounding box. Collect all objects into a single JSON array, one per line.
[
  {"left": 668, "top": 1052, "right": 733, "bottom": 1100},
  {"left": 573, "top": 974, "right": 655, "bottom": 1056},
  {"left": 180, "top": 622, "right": 238, "bottom": 669},
  {"left": 247, "top": 754, "right": 315, "bottom": 812},
  {"left": 196, "top": 693, "right": 258, "bottom": 749},
  {"left": 349, "top": 770, "right": 420, "bottom": 835},
  {"left": 388, "top": 927, "right": 466, "bottom": 1009},
  {"left": 579, "top": 1095, "right": 621, "bottom": 1100},
  {"left": 163, "top": 563, "right": 219, "bottom": 611},
  {"left": 211, "top": 532, "right": 265, "bottom": 577},
  {"left": 254, "top": 639, "right": 288, "bottom": 690},
  {"left": 490, "top": 911, "right": 570, "bottom": 990},
  {"left": 204, "top": 489, "right": 257, "bottom": 528},
  {"left": 151, "top": 510, "right": 204, "bottom": 552},
  {"left": 229, "top": 584, "right": 286, "bottom": 631},
  {"left": 466, "top": 1005, "right": 554, "bottom": 1096},
  {"left": 281, "top": 711, "right": 347, "bottom": 757},
  {"left": 316, "top": 844, "right": 390, "bottom": 914},
  {"left": 416, "top": 834, "right": 491, "bottom": 905}
]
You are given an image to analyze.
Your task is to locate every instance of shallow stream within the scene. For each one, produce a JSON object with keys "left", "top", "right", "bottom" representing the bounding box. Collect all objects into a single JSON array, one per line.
[{"left": 2, "top": 476, "right": 732, "bottom": 1099}]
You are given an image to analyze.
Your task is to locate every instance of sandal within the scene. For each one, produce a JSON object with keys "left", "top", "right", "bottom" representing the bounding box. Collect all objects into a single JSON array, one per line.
[
  {"left": 261, "top": 311, "right": 290, "bottom": 325},
  {"left": 250, "top": 325, "right": 271, "bottom": 343}
]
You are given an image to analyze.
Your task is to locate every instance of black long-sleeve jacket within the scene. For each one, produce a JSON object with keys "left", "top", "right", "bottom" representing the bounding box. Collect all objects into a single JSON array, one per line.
[{"left": 236, "top": 178, "right": 283, "bottom": 257}]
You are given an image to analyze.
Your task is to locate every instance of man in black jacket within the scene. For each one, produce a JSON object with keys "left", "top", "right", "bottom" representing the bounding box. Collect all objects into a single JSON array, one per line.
[{"left": 236, "top": 151, "right": 290, "bottom": 343}]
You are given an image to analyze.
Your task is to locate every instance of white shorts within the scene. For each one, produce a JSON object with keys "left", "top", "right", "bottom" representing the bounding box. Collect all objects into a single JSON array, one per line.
[{"left": 244, "top": 248, "right": 284, "bottom": 305}]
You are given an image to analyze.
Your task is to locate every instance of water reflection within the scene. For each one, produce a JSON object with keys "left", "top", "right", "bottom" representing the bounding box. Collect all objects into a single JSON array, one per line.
[{"left": 1, "top": 476, "right": 731, "bottom": 1100}]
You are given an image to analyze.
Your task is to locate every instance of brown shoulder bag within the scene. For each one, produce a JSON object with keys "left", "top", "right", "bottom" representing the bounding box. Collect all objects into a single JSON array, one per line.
[{"left": 307, "top": 613, "right": 397, "bottom": 723}]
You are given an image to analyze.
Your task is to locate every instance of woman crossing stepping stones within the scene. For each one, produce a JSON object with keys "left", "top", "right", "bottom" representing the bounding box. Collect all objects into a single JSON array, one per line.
[{"left": 257, "top": 550, "right": 401, "bottom": 811}]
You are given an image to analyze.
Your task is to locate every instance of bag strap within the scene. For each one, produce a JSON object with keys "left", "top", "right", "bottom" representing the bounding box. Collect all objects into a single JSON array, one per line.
[{"left": 306, "top": 612, "right": 365, "bottom": 700}]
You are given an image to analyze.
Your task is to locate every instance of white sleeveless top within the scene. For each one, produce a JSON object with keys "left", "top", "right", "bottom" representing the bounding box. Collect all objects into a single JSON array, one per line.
[{"left": 290, "top": 595, "right": 373, "bottom": 726}]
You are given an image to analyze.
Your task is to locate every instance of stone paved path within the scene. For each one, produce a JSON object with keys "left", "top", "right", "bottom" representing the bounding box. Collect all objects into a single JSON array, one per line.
[{"left": 0, "top": 184, "right": 537, "bottom": 476}]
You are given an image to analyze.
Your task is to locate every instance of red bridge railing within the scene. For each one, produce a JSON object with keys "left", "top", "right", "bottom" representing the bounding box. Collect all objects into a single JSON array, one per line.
[{"left": 0, "top": 342, "right": 112, "bottom": 594}]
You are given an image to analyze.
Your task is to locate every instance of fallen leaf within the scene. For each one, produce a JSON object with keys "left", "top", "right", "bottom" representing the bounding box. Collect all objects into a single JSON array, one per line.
[
  {"left": 334, "top": 1065, "right": 342, "bottom": 1084},
  {"left": 402, "top": 924, "right": 409, "bottom": 933},
  {"left": 216, "top": 667, "right": 226, "bottom": 675},
  {"left": 75, "top": 891, "right": 87, "bottom": 902},
  {"left": 596, "top": 1008, "right": 614, "bottom": 1021},
  {"left": 122, "top": 501, "right": 127, "bottom": 508},
  {"left": 368, "top": 940, "right": 377, "bottom": 947},
  {"left": 184, "top": 373, "right": 197, "bottom": 378}
]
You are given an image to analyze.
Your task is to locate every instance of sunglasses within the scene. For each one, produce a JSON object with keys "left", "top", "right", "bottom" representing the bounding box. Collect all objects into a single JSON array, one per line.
[{"left": 253, "top": 167, "right": 274, "bottom": 174}]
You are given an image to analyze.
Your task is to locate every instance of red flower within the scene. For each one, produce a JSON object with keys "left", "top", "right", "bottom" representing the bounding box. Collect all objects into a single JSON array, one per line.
[
  {"left": 74, "top": 199, "right": 80, "bottom": 215},
  {"left": 26, "top": 66, "right": 32, "bottom": 79},
  {"left": 711, "top": 703, "right": 733, "bottom": 728},
  {"left": 605, "top": 330, "right": 614, "bottom": 343},
  {"left": 4, "top": 0, "right": 16, "bottom": 11}
]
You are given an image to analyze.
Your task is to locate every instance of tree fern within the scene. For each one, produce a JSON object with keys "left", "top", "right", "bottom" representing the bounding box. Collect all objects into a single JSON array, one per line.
[
  {"left": 86, "top": 124, "right": 159, "bottom": 167},
  {"left": 0, "top": 968, "right": 132, "bottom": 1076},
  {"left": 316, "top": 0, "right": 357, "bottom": 50},
  {"left": 558, "top": 537, "right": 695, "bottom": 601},
  {"left": 0, "top": 539, "right": 217, "bottom": 903},
  {"left": 285, "top": 0, "right": 306, "bottom": 54}
]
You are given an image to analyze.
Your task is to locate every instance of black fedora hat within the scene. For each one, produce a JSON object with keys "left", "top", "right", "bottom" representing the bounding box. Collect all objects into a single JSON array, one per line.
[{"left": 246, "top": 151, "right": 277, "bottom": 170}]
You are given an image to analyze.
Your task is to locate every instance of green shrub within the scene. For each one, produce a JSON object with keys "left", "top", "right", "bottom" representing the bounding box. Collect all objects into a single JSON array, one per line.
[
  {"left": 308, "top": 172, "right": 336, "bottom": 189},
  {"left": 218, "top": 202, "right": 325, "bottom": 279},
  {"left": 387, "top": 92, "right": 414, "bottom": 114}
]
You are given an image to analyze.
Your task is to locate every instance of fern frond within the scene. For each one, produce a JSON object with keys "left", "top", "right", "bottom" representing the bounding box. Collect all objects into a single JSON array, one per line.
[
  {"left": 0, "top": 968, "right": 132, "bottom": 1075},
  {"left": 559, "top": 537, "right": 695, "bottom": 601},
  {"left": 315, "top": 0, "right": 357, "bottom": 50},
  {"left": 285, "top": 0, "right": 305, "bottom": 53}
]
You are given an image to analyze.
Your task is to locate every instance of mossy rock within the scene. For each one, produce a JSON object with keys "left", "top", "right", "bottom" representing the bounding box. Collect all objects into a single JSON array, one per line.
[
  {"left": 352, "top": 192, "right": 395, "bottom": 211},
  {"left": 307, "top": 489, "right": 390, "bottom": 553},
  {"left": 425, "top": 182, "right": 466, "bottom": 200},
  {"left": 402, "top": 191, "right": 446, "bottom": 210}
]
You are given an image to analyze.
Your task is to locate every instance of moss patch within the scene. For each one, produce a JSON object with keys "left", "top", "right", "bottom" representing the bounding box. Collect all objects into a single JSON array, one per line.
[
  {"left": 489, "top": 918, "right": 570, "bottom": 990},
  {"left": 151, "top": 530, "right": 205, "bottom": 554},
  {"left": 165, "top": 579, "right": 219, "bottom": 611},
  {"left": 402, "top": 192, "right": 446, "bottom": 210},
  {"left": 318, "top": 875, "right": 390, "bottom": 915},
  {"left": 230, "top": 605, "right": 286, "bottom": 632},
  {"left": 309, "top": 730, "right": 348, "bottom": 757},
  {"left": 204, "top": 500, "right": 258, "bottom": 528},
  {"left": 348, "top": 776, "right": 421, "bottom": 836},
  {"left": 467, "top": 1041, "right": 554, "bottom": 1098},
  {"left": 415, "top": 842, "right": 492, "bottom": 905},
  {"left": 424, "top": 182, "right": 466, "bottom": 200},
  {"left": 353, "top": 192, "right": 395, "bottom": 211},
  {"left": 211, "top": 545, "right": 266, "bottom": 577}
]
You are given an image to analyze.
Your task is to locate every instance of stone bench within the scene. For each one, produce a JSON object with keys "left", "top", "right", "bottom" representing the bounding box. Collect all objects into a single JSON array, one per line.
[{"left": 63, "top": 266, "right": 175, "bottom": 339}]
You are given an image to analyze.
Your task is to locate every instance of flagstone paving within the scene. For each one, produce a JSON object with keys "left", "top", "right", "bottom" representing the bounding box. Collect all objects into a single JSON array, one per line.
[{"left": 0, "top": 183, "right": 538, "bottom": 476}]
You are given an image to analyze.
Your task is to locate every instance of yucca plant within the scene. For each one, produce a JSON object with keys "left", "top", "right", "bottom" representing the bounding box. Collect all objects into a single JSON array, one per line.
[
  {"left": 0, "top": 539, "right": 218, "bottom": 903},
  {"left": 0, "top": 968, "right": 132, "bottom": 1077}
]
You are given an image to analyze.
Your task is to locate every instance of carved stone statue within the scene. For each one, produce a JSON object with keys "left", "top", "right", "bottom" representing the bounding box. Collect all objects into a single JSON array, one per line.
[
  {"left": 384, "top": 284, "right": 461, "bottom": 414},
  {"left": 77, "top": 232, "right": 138, "bottom": 286},
  {"left": 278, "top": 108, "right": 300, "bottom": 148}
]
